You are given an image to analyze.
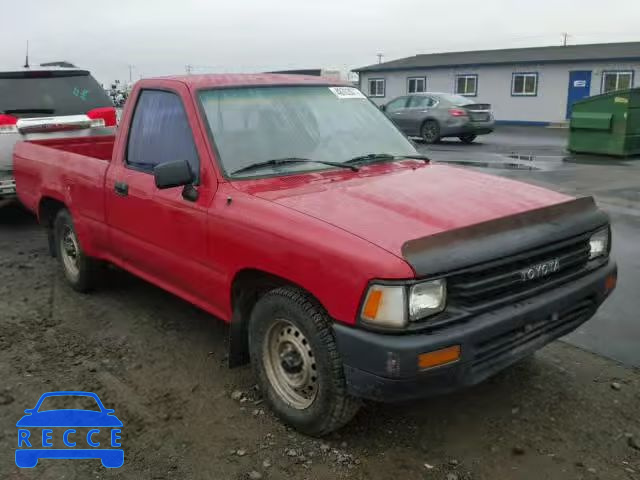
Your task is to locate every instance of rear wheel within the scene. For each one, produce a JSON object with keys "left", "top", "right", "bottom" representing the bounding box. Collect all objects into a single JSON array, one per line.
[
  {"left": 54, "top": 209, "right": 100, "bottom": 292},
  {"left": 459, "top": 134, "right": 477, "bottom": 144},
  {"left": 421, "top": 120, "right": 441, "bottom": 144},
  {"left": 249, "top": 287, "right": 360, "bottom": 436}
]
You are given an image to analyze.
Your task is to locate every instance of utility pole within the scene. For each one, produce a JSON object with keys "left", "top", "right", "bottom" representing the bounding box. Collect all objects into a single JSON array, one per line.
[
  {"left": 127, "top": 64, "right": 134, "bottom": 83},
  {"left": 24, "top": 40, "right": 30, "bottom": 68},
  {"left": 561, "top": 32, "right": 570, "bottom": 46},
  {"left": 376, "top": 53, "right": 384, "bottom": 64}
]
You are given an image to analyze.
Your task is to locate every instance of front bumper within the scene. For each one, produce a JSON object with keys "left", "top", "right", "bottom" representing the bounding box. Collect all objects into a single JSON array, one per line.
[{"left": 333, "top": 261, "right": 616, "bottom": 402}]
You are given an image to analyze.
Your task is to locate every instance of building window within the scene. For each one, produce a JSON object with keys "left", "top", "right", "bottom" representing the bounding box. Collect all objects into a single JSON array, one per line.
[
  {"left": 512, "top": 73, "right": 538, "bottom": 96},
  {"left": 455, "top": 74, "right": 478, "bottom": 96},
  {"left": 368, "top": 78, "right": 385, "bottom": 97},
  {"left": 407, "top": 77, "right": 426, "bottom": 93},
  {"left": 601, "top": 71, "right": 633, "bottom": 93}
]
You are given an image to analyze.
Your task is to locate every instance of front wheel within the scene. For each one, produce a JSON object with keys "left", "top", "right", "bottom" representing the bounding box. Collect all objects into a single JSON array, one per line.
[
  {"left": 421, "top": 120, "right": 441, "bottom": 144},
  {"left": 249, "top": 287, "right": 360, "bottom": 436},
  {"left": 459, "top": 134, "right": 477, "bottom": 144},
  {"left": 54, "top": 209, "right": 101, "bottom": 292}
]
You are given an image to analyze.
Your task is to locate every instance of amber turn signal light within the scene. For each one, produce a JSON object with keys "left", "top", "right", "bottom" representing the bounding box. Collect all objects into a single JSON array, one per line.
[
  {"left": 418, "top": 345, "right": 461, "bottom": 370},
  {"left": 362, "top": 289, "right": 383, "bottom": 319}
]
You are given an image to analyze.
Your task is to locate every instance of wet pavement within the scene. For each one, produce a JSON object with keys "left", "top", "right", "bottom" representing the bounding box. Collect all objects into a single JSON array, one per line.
[{"left": 417, "top": 126, "right": 640, "bottom": 367}]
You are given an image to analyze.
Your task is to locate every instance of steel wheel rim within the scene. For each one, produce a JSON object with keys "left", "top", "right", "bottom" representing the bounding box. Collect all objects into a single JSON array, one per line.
[
  {"left": 263, "top": 319, "right": 318, "bottom": 409},
  {"left": 60, "top": 226, "right": 80, "bottom": 281}
]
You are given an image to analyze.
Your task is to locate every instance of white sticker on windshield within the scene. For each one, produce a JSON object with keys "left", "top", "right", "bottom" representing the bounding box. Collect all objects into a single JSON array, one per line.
[{"left": 329, "top": 87, "right": 366, "bottom": 99}]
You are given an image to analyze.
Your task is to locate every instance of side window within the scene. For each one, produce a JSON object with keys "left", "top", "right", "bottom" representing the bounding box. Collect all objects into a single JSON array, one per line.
[
  {"left": 368, "top": 78, "right": 386, "bottom": 97},
  {"left": 512, "top": 73, "right": 538, "bottom": 96},
  {"left": 407, "top": 77, "right": 426, "bottom": 94},
  {"left": 408, "top": 96, "right": 433, "bottom": 108},
  {"left": 126, "top": 90, "right": 199, "bottom": 176},
  {"left": 385, "top": 97, "right": 408, "bottom": 112},
  {"left": 455, "top": 74, "right": 478, "bottom": 96},
  {"left": 601, "top": 71, "right": 633, "bottom": 93}
]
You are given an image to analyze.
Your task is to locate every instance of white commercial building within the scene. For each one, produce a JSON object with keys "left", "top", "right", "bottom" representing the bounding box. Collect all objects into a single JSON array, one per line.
[{"left": 354, "top": 42, "right": 640, "bottom": 125}]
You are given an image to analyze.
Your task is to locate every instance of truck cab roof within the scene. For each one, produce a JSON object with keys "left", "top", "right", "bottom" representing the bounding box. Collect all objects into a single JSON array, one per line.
[{"left": 144, "top": 73, "right": 347, "bottom": 89}]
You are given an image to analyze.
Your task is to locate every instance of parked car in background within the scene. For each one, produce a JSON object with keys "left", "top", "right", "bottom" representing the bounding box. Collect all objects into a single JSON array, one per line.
[
  {"left": 381, "top": 93, "right": 494, "bottom": 144},
  {"left": 0, "top": 67, "right": 116, "bottom": 206}
]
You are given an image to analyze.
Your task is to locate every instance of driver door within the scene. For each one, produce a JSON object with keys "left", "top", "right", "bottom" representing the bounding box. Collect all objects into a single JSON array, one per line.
[
  {"left": 403, "top": 96, "right": 436, "bottom": 136},
  {"left": 105, "top": 85, "right": 218, "bottom": 305}
]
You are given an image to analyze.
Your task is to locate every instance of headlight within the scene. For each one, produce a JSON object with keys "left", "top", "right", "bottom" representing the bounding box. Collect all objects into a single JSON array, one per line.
[
  {"left": 589, "top": 227, "right": 609, "bottom": 259},
  {"left": 360, "top": 279, "right": 447, "bottom": 329},
  {"left": 360, "top": 285, "right": 407, "bottom": 329},
  {"left": 409, "top": 279, "right": 446, "bottom": 321}
]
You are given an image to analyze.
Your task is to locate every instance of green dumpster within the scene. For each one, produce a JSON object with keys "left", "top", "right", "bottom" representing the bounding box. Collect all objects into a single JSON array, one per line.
[{"left": 568, "top": 87, "right": 640, "bottom": 156}]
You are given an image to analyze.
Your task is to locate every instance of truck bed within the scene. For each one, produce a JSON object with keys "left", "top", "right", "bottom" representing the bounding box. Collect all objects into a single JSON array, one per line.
[
  {"left": 14, "top": 135, "right": 115, "bottom": 236},
  {"left": 25, "top": 135, "right": 115, "bottom": 161}
]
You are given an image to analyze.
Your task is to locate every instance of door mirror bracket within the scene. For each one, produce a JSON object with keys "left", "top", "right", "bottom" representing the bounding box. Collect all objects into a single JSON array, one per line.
[{"left": 182, "top": 184, "right": 199, "bottom": 202}]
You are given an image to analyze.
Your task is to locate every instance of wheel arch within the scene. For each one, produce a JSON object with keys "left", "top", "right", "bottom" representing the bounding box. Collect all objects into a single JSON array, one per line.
[
  {"left": 228, "top": 268, "right": 325, "bottom": 368},
  {"left": 420, "top": 116, "right": 440, "bottom": 131},
  {"left": 38, "top": 197, "right": 67, "bottom": 257}
]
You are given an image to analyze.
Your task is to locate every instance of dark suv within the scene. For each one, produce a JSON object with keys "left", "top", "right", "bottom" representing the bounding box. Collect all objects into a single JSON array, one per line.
[{"left": 0, "top": 68, "right": 115, "bottom": 206}]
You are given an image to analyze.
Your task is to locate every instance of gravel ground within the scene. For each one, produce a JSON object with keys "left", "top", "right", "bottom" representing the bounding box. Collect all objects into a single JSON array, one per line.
[{"left": 1, "top": 204, "right": 639, "bottom": 480}]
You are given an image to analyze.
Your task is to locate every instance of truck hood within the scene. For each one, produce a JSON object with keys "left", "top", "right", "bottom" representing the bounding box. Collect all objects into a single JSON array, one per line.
[{"left": 232, "top": 162, "right": 572, "bottom": 258}]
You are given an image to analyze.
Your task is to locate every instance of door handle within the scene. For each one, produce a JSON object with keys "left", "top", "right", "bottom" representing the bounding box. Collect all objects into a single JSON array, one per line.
[{"left": 114, "top": 181, "right": 129, "bottom": 196}]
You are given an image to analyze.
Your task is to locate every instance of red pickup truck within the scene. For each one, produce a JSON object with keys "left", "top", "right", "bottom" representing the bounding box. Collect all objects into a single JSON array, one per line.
[{"left": 14, "top": 74, "right": 617, "bottom": 436}]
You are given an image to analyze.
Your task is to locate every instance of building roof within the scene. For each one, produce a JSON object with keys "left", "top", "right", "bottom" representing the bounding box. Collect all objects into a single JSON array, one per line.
[{"left": 354, "top": 41, "right": 640, "bottom": 72}]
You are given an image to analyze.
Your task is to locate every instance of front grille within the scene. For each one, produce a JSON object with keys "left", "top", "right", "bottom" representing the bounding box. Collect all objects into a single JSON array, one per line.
[
  {"left": 448, "top": 235, "right": 592, "bottom": 309},
  {"left": 470, "top": 299, "right": 596, "bottom": 376}
]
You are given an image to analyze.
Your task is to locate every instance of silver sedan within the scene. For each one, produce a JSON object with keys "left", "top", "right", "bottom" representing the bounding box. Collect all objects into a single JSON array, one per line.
[{"left": 381, "top": 92, "right": 495, "bottom": 144}]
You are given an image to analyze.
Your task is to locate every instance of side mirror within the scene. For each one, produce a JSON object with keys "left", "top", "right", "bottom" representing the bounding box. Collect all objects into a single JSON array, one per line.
[
  {"left": 153, "top": 160, "right": 194, "bottom": 189},
  {"left": 379, "top": 104, "right": 386, "bottom": 112},
  {"left": 105, "top": 409, "right": 115, "bottom": 415}
]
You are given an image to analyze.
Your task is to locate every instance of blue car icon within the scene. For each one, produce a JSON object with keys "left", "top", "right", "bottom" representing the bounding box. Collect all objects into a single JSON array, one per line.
[{"left": 16, "top": 391, "right": 123, "bottom": 468}]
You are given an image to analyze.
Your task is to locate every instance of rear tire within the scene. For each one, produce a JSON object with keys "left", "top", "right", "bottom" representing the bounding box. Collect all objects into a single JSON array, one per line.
[
  {"left": 459, "top": 134, "right": 477, "bottom": 144},
  {"left": 53, "top": 209, "right": 101, "bottom": 292},
  {"left": 421, "top": 120, "right": 441, "bottom": 144},
  {"left": 248, "top": 286, "right": 361, "bottom": 436}
]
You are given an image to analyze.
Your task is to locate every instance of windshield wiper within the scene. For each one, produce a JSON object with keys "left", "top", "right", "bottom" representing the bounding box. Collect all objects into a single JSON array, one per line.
[
  {"left": 345, "top": 153, "right": 430, "bottom": 165},
  {"left": 230, "top": 157, "right": 359, "bottom": 176},
  {"left": 2, "top": 108, "right": 55, "bottom": 115}
]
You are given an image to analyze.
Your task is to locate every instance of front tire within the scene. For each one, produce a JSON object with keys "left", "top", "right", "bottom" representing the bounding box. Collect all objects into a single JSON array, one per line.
[
  {"left": 421, "top": 119, "right": 441, "bottom": 144},
  {"left": 53, "top": 209, "right": 100, "bottom": 292},
  {"left": 248, "top": 287, "right": 360, "bottom": 436},
  {"left": 459, "top": 134, "right": 477, "bottom": 144}
]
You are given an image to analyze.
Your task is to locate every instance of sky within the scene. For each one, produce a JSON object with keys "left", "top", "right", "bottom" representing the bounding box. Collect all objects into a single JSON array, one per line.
[{"left": 2, "top": 0, "right": 640, "bottom": 86}]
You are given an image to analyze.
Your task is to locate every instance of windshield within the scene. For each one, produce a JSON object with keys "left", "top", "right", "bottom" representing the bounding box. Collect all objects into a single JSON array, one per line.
[
  {"left": 199, "top": 86, "right": 416, "bottom": 177},
  {"left": 0, "top": 71, "right": 112, "bottom": 117}
]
